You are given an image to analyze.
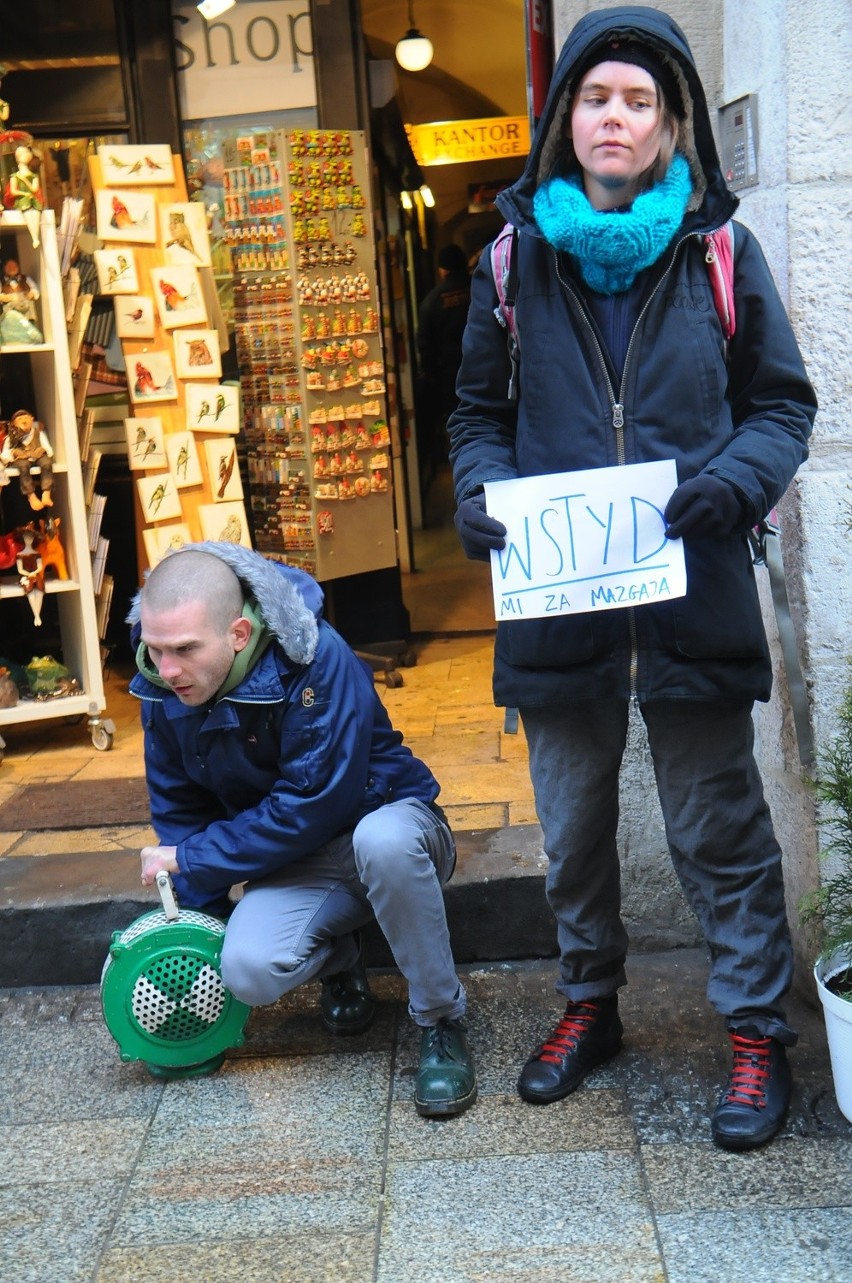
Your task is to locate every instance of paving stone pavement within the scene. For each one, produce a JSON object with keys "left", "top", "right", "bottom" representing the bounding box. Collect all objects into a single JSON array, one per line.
[{"left": 2, "top": 950, "right": 851, "bottom": 1283}]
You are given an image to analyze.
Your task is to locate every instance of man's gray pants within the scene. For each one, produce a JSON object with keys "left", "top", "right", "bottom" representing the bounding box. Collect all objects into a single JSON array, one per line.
[
  {"left": 220, "top": 797, "right": 465, "bottom": 1027},
  {"left": 521, "top": 699, "right": 797, "bottom": 1045}
]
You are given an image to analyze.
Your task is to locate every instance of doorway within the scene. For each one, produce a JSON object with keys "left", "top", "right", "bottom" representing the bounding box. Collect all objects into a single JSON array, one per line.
[{"left": 360, "top": 0, "right": 530, "bottom": 635}]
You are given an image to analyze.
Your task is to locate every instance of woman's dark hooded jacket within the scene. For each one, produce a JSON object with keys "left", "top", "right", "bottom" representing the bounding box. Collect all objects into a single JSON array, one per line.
[{"left": 448, "top": 6, "right": 817, "bottom": 708}]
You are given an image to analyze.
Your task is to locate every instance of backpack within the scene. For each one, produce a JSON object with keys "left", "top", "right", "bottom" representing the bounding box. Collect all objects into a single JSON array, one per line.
[
  {"left": 490, "top": 220, "right": 736, "bottom": 401},
  {"left": 489, "top": 222, "right": 814, "bottom": 767}
]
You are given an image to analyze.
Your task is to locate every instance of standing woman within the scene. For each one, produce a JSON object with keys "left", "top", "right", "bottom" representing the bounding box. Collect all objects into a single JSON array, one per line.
[{"left": 448, "top": 6, "right": 817, "bottom": 1151}]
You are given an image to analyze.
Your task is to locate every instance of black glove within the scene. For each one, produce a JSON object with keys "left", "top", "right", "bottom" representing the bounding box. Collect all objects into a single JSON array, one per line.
[
  {"left": 664, "top": 474, "right": 748, "bottom": 540},
  {"left": 454, "top": 493, "right": 507, "bottom": 562}
]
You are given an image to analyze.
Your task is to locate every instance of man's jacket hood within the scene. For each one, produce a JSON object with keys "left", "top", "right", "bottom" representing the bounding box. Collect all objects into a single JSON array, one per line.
[
  {"left": 127, "top": 540, "right": 323, "bottom": 668},
  {"left": 497, "top": 5, "right": 738, "bottom": 236}
]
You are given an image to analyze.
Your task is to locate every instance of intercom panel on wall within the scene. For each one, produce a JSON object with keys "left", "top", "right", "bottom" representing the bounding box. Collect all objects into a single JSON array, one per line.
[{"left": 719, "top": 94, "right": 759, "bottom": 191}]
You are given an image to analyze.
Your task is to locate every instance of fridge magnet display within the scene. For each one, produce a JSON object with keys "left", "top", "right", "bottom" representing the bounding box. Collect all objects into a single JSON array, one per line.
[
  {"left": 126, "top": 350, "right": 177, "bottom": 404},
  {"left": 159, "top": 202, "right": 213, "bottom": 267},
  {"left": 149, "top": 265, "right": 207, "bottom": 330},
  {"left": 199, "top": 500, "right": 252, "bottom": 548},
  {"left": 173, "top": 327, "right": 222, "bottom": 379},
  {"left": 95, "top": 190, "right": 157, "bottom": 244},
  {"left": 185, "top": 382, "right": 240, "bottom": 434},
  {"left": 97, "top": 144, "right": 175, "bottom": 186},
  {"left": 142, "top": 521, "right": 193, "bottom": 567},
  {"left": 136, "top": 472, "right": 182, "bottom": 522},
  {"left": 94, "top": 248, "right": 139, "bottom": 295},
  {"left": 125, "top": 415, "right": 167, "bottom": 470},
  {"left": 114, "top": 295, "right": 156, "bottom": 339},
  {"left": 165, "top": 430, "right": 203, "bottom": 488},
  {"left": 204, "top": 438, "right": 243, "bottom": 502}
]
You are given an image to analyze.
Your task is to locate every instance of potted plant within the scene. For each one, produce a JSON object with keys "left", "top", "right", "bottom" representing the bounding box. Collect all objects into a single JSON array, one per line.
[{"left": 800, "top": 669, "right": 852, "bottom": 1122}]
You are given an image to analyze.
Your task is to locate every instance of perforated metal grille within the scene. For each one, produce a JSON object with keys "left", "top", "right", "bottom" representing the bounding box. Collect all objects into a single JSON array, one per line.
[
  {"left": 131, "top": 956, "right": 227, "bottom": 1039},
  {"left": 120, "top": 910, "right": 226, "bottom": 946}
]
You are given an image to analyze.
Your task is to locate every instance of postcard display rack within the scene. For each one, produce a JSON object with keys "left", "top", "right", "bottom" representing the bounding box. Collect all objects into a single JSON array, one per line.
[
  {"left": 226, "top": 129, "right": 397, "bottom": 581},
  {"left": 86, "top": 145, "right": 261, "bottom": 575},
  {"left": 0, "top": 211, "right": 112, "bottom": 760}
]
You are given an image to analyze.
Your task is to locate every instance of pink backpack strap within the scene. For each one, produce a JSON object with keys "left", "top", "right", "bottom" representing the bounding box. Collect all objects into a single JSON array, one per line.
[
  {"left": 490, "top": 222, "right": 517, "bottom": 333},
  {"left": 704, "top": 221, "right": 736, "bottom": 341},
  {"left": 489, "top": 222, "right": 521, "bottom": 399}
]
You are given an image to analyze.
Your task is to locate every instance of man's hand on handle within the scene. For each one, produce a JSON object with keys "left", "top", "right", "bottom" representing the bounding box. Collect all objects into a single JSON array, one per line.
[{"left": 140, "top": 845, "right": 178, "bottom": 886}]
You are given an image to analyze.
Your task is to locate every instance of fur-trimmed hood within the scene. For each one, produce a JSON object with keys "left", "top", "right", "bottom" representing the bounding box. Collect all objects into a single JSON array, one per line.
[
  {"left": 496, "top": 5, "right": 737, "bottom": 237},
  {"left": 126, "top": 541, "right": 322, "bottom": 666}
]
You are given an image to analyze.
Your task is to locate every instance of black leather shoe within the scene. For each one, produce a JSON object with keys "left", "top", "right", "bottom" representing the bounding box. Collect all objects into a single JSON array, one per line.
[
  {"left": 517, "top": 997, "right": 623, "bottom": 1104},
  {"left": 415, "top": 1018, "right": 477, "bottom": 1117},
  {"left": 711, "top": 1028, "right": 792, "bottom": 1151},
  {"left": 319, "top": 935, "right": 377, "bottom": 1036}
]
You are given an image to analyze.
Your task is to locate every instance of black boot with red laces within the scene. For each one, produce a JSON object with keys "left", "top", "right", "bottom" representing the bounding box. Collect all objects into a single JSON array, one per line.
[
  {"left": 517, "top": 995, "right": 623, "bottom": 1104},
  {"left": 711, "top": 1027, "right": 792, "bottom": 1151}
]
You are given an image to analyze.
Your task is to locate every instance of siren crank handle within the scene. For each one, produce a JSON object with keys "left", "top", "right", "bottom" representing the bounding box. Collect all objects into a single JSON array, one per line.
[{"left": 155, "top": 870, "right": 180, "bottom": 921}]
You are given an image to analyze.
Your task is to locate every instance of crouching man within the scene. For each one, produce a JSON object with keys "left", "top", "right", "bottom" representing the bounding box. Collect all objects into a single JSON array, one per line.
[{"left": 129, "top": 542, "right": 475, "bottom": 1117}]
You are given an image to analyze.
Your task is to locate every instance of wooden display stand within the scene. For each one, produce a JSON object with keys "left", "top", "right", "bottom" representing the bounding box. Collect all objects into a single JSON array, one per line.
[{"left": 0, "top": 210, "right": 112, "bottom": 761}]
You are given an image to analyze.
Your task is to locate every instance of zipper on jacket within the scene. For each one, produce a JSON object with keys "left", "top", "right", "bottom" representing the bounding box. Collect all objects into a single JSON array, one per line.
[{"left": 553, "top": 238, "right": 691, "bottom": 698}]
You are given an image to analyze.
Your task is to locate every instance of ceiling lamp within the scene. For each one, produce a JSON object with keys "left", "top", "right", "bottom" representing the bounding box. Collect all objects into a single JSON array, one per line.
[
  {"left": 395, "top": 2, "right": 434, "bottom": 72},
  {"left": 197, "top": 0, "right": 236, "bottom": 19}
]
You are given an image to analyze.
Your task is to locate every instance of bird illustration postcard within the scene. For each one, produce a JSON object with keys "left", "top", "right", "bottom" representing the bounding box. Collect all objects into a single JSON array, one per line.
[
  {"left": 95, "top": 190, "right": 157, "bottom": 244},
  {"left": 136, "top": 472, "right": 182, "bottom": 523},
  {"left": 125, "top": 416, "right": 167, "bottom": 471},
  {"left": 94, "top": 248, "right": 139, "bottom": 295},
  {"left": 143, "top": 521, "right": 193, "bottom": 568},
  {"left": 125, "top": 350, "right": 177, "bottom": 404},
  {"left": 165, "top": 430, "right": 203, "bottom": 488},
  {"left": 159, "top": 201, "right": 212, "bottom": 267},
  {"left": 199, "top": 501, "right": 252, "bottom": 548},
  {"left": 184, "top": 382, "right": 240, "bottom": 434},
  {"left": 97, "top": 144, "right": 175, "bottom": 186},
  {"left": 114, "top": 295, "right": 156, "bottom": 339},
  {"left": 204, "top": 438, "right": 243, "bottom": 502},
  {"left": 149, "top": 265, "right": 208, "bottom": 331},
  {"left": 173, "top": 328, "right": 222, "bottom": 380}
]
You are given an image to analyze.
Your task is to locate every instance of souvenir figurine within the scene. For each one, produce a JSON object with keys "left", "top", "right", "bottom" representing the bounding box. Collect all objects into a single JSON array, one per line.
[
  {"left": 0, "top": 666, "right": 19, "bottom": 709},
  {"left": 15, "top": 525, "right": 44, "bottom": 625},
  {"left": 0, "top": 255, "right": 43, "bottom": 344},
  {"left": 0, "top": 527, "right": 24, "bottom": 570},
  {"left": 36, "top": 516, "right": 68, "bottom": 580},
  {"left": 0, "top": 409, "right": 54, "bottom": 509},
  {"left": 3, "top": 144, "right": 44, "bottom": 247}
]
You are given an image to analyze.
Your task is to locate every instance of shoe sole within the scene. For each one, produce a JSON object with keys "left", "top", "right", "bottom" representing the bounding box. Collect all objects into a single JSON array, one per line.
[
  {"left": 517, "top": 1039, "right": 624, "bottom": 1105},
  {"left": 414, "top": 1083, "right": 478, "bottom": 1118}
]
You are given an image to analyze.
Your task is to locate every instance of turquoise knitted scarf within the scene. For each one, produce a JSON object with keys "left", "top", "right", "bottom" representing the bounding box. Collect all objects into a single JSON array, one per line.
[{"left": 533, "top": 153, "right": 692, "bottom": 294}]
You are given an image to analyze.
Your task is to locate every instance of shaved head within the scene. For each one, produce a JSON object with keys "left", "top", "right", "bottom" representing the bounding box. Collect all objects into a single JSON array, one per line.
[{"left": 142, "top": 550, "right": 244, "bottom": 635}]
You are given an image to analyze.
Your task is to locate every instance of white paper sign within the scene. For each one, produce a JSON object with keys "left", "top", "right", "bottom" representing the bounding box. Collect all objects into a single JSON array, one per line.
[{"left": 484, "top": 460, "right": 686, "bottom": 621}]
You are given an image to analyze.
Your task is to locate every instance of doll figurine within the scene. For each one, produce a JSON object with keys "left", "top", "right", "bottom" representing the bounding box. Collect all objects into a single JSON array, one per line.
[
  {"left": 3, "top": 144, "right": 43, "bottom": 246},
  {"left": 0, "top": 408, "right": 54, "bottom": 510},
  {"left": 0, "top": 255, "right": 43, "bottom": 344},
  {"left": 15, "top": 524, "right": 44, "bottom": 625}
]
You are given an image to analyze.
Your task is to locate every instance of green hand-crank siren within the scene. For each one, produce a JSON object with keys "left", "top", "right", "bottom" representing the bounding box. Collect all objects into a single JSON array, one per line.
[{"left": 101, "top": 871, "right": 251, "bottom": 1079}]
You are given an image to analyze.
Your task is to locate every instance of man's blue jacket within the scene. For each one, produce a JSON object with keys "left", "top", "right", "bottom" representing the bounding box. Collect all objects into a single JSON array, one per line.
[{"left": 129, "top": 542, "right": 438, "bottom": 914}]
